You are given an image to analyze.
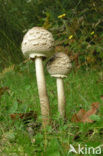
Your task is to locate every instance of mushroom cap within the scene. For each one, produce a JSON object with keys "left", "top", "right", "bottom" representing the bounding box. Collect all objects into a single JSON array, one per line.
[
  {"left": 47, "top": 52, "right": 72, "bottom": 77},
  {"left": 21, "top": 27, "right": 55, "bottom": 58}
]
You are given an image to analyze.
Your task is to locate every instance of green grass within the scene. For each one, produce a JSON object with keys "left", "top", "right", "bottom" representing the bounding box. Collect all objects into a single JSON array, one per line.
[{"left": 0, "top": 61, "right": 103, "bottom": 156}]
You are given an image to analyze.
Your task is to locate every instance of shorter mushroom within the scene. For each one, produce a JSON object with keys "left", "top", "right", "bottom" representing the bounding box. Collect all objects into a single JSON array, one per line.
[{"left": 47, "top": 52, "right": 72, "bottom": 119}]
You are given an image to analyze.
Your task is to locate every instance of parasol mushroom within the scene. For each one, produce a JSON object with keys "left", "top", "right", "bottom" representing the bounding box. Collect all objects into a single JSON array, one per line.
[
  {"left": 47, "top": 52, "right": 72, "bottom": 119},
  {"left": 21, "top": 27, "right": 54, "bottom": 126}
]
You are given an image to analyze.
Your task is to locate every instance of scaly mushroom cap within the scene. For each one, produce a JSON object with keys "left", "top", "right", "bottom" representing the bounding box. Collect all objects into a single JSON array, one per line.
[
  {"left": 21, "top": 27, "right": 54, "bottom": 58},
  {"left": 47, "top": 52, "right": 72, "bottom": 77}
]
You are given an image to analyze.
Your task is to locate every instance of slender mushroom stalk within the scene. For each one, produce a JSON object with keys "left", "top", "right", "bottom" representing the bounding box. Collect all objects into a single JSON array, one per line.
[
  {"left": 47, "top": 52, "right": 72, "bottom": 119},
  {"left": 56, "top": 77, "right": 65, "bottom": 118},
  {"left": 21, "top": 27, "right": 54, "bottom": 127}
]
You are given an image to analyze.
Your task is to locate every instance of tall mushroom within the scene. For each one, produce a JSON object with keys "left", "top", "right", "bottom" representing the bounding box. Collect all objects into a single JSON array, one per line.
[
  {"left": 21, "top": 27, "right": 54, "bottom": 127},
  {"left": 47, "top": 52, "right": 72, "bottom": 119}
]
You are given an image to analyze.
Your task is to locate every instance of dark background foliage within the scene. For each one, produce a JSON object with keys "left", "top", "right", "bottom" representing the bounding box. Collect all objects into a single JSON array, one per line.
[{"left": 0, "top": 0, "right": 103, "bottom": 71}]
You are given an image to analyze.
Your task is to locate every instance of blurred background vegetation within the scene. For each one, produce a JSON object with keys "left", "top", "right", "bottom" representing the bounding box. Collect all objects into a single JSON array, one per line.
[{"left": 0, "top": 0, "right": 103, "bottom": 72}]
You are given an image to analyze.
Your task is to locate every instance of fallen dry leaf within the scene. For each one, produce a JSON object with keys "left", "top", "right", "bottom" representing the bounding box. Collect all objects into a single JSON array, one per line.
[
  {"left": 72, "top": 102, "right": 99, "bottom": 123},
  {"left": 72, "top": 109, "right": 86, "bottom": 122},
  {"left": 10, "top": 111, "right": 37, "bottom": 121},
  {"left": 10, "top": 113, "right": 22, "bottom": 119}
]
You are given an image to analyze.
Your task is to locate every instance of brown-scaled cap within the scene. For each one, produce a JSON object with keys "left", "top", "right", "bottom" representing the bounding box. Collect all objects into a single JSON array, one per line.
[
  {"left": 21, "top": 27, "right": 55, "bottom": 58},
  {"left": 47, "top": 52, "right": 72, "bottom": 78}
]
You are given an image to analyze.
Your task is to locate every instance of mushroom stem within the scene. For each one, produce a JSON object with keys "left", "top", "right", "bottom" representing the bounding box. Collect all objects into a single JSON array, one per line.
[
  {"left": 35, "top": 57, "right": 50, "bottom": 126},
  {"left": 56, "top": 77, "right": 66, "bottom": 118}
]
